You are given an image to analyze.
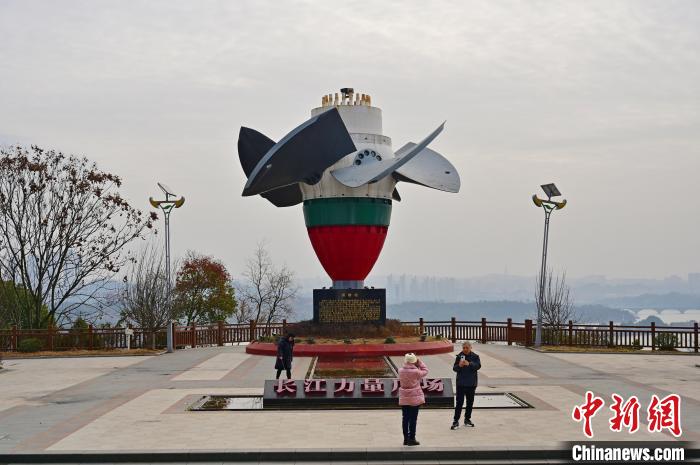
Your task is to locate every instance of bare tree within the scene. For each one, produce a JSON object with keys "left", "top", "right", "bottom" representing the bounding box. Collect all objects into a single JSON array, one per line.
[
  {"left": 264, "top": 264, "right": 298, "bottom": 327},
  {"left": 237, "top": 242, "right": 272, "bottom": 323},
  {"left": 233, "top": 299, "right": 254, "bottom": 324},
  {"left": 0, "top": 145, "right": 155, "bottom": 328},
  {"left": 236, "top": 242, "right": 297, "bottom": 328},
  {"left": 535, "top": 269, "right": 578, "bottom": 344},
  {"left": 119, "top": 246, "right": 171, "bottom": 349}
]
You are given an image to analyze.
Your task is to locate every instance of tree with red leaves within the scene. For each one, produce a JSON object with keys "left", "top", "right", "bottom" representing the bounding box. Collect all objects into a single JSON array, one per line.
[{"left": 174, "top": 251, "right": 237, "bottom": 325}]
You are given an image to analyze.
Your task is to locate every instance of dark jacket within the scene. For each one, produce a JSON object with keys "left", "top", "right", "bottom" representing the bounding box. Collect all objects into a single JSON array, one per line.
[
  {"left": 275, "top": 337, "right": 294, "bottom": 370},
  {"left": 453, "top": 352, "right": 481, "bottom": 387}
]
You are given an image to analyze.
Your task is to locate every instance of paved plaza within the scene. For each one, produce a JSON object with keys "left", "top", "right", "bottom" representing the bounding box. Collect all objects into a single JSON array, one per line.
[{"left": 0, "top": 344, "right": 698, "bottom": 462}]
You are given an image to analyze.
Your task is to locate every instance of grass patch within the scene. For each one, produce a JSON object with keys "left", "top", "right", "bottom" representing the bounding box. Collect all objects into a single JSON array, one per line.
[
  {"left": 535, "top": 345, "right": 644, "bottom": 353},
  {"left": 0, "top": 348, "right": 161, "bottom": 358}
]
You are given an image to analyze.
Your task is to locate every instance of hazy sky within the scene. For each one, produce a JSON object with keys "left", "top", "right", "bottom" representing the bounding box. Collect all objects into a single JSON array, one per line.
[{"left": 1, "top": 0, "right": 698, "bottom": 283}]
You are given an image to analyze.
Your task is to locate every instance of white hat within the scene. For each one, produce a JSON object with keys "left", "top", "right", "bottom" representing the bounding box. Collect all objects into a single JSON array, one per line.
[{"left": 404, "top": 353, "right": 417, "bottom": 364}]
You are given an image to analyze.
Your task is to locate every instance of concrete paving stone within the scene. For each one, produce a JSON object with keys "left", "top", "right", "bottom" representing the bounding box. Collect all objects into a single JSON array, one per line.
[{"left": 3, "top": 344, "right": 699, "bottom": 453}]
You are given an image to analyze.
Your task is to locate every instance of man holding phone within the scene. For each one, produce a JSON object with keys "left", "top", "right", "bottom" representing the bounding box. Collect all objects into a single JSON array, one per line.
[{"left": 451, "top": 341, "right": 481, "bottom": 429}]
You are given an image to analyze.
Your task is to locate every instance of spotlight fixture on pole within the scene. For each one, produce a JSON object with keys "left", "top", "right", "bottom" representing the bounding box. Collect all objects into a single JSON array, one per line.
[
  {"left": 532, "top": 183, "right": 567, "bottom": 347},
  {"left": 149, "top": 182, "right": 185, "bottom": 353}
]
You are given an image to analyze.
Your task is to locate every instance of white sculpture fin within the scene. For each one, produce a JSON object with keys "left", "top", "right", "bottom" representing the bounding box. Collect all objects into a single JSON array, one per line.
[
  {"left": 393, "top": 143, "right": 460, "bottom": 193},
  {"left": 331, "top": 122, "right": 445, "bottom": 188}
]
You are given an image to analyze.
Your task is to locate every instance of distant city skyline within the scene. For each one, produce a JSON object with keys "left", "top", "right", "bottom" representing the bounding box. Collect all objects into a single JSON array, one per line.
[{"left": 296, "top": 271, "right": 700, "bottom": 305}]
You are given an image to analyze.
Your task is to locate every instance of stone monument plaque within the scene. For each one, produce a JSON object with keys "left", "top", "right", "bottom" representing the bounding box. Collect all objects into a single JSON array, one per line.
[{"left": 313, "top": 288, "right": 386, "bottom": 324}]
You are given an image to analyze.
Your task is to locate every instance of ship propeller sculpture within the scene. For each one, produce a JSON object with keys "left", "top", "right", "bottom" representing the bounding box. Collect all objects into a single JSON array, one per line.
[{"left": 237, "top": 88, "right": 460, "bottom": 289}]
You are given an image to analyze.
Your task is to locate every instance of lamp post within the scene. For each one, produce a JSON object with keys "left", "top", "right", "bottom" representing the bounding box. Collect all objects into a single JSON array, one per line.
[
  {"left": 532, "top": 183, "right": 567, "bottom": 347},
  {"left": 149, "top": 183, "right": 185, "bottom": 353}
]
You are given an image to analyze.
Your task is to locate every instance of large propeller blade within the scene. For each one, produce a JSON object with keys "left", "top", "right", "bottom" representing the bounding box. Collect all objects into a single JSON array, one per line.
[
  {"left": 242, "top": 107, "right": 356, "bottom": 196},
  {"left": 330, "top": 122, "right": 445, "bottom": 188},
  {"left": 237, "top": 127, "right": 303, "bottom": 207},
  {"left": 393, "top": 143, "right": 460, "bottom": 193}
]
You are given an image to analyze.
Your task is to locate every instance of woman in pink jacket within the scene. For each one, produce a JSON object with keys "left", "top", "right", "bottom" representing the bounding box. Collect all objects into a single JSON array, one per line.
[{"left": 398, "top": 352, "right": 429, "bottom": 446}]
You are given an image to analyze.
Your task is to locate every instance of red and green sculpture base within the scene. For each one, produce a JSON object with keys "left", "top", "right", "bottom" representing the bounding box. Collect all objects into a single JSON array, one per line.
[{"left": 304, "top": 197, "right": 391, "bottom": 325}]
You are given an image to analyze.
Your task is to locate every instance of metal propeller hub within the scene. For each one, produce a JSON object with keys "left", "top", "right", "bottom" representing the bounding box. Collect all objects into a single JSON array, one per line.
[{"left": 353, "top": 149, "right": 383, "bottom": 166}]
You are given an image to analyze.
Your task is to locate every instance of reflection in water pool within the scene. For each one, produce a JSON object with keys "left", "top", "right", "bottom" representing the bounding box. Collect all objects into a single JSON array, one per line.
[{"left": 196, "top": 395, "right": 263, "bottom": 410}]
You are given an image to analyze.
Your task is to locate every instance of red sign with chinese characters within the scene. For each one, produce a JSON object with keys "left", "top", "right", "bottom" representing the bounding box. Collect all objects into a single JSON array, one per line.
[{"left": 263, "top": 377, "right": 454, "bottom": 409}]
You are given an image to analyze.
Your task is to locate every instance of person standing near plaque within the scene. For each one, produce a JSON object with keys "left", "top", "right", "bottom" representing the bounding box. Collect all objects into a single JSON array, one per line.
[
  {"left": 451, "top": 341, "right": 481, "bottom": 429},
  {"left": 398, "top": 352, "right": 429, "bottom": 446},
  {"left": 275, "top": 333, "right": 295, "bottom": 379}
]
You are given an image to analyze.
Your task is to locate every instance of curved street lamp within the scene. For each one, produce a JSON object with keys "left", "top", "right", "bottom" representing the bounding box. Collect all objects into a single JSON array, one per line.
[
  {"left": 149, "top": 182, "right": 185, "bottom": 353},
  {"left": 532, "top": 183, "right": 567, "bottom": 347}
]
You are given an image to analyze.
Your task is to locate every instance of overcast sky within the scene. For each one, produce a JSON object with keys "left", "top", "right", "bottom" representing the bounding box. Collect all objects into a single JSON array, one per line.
[{"left": 1, "top": 0, "right": 698, "bottom": 283}]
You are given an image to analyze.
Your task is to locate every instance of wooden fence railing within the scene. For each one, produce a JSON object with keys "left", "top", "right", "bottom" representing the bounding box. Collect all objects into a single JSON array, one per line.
[
  {"left": 402, "top": 317, "right": 533, "bottom": 346},
  {"left": 0, "top": 325, "right": 168, "bottom": 351},
  {"left": 173, "top": 320, "right": 285, "bottom": 348},
  {"left": 1, "top": 319, "right": 697, "bottom": 352},
  {"left": 405, "top": 318, "right": 699, "bottom": 351},
  {"left": 0, "top": 320, "right": 287, "bottom": 352}
]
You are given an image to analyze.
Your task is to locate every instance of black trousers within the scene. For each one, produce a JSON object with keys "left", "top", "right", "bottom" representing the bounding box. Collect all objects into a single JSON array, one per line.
[
  {"left": 401, "top": 405, "right": 420, "bottom": 440},
  {"left": 276, "top": 368, "right": 291, "bottom": 379},
  {"left": 454, "top": 386, "right": 476, "bottom": 421}
]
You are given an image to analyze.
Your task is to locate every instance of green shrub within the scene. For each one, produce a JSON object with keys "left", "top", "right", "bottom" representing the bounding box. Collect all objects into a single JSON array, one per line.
[
  {"left": 433, "top": 334, "right": 444, "bottom": 341},
  {"left": 18, "top": 337, "right": 43, "bottom": 353},
  {"left": 257, "top": 335, "right": 276, "bottom": 343},
  {"left": 71, "top": 317, "right": 89, "bottom": 332},
  {"left": 419, "top": 333, "right": 427, "bottom": 342},
  {"left": 631, "top": 338, "right": 642, "bottom": 350},
  {"left": 654, "top": 333, "right": 678, "bottom": 351},
  {"left": 305, "top": 337, "right": 316, "bottom": 344},
  {"left": 343, "top": 338, "right": 352, "bottom": 344},
  {"left": 384, "top": 336, "right": 396, "bottom": 344}
]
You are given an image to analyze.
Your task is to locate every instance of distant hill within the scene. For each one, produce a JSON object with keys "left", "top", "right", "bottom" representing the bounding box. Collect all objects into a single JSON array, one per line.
[
  {"left": 386, "top": 300, "right": 635, "bottom": 324},
  {"left": 387, "top": 300, "right": 533, "bottom": 322},
  {"left": 634, "top": 315, "right": 697, "bottom": 327},
  {"left": 597, "top": 292, "right": 700, "bottom": 310}
]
